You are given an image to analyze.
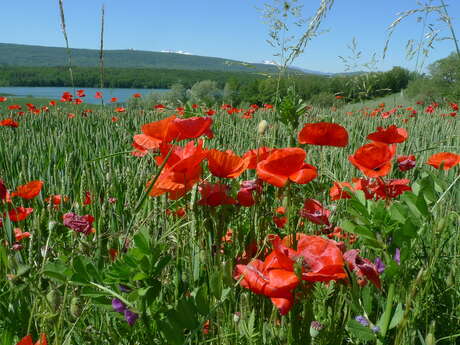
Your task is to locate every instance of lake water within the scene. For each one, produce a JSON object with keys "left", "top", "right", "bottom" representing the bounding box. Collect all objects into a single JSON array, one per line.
[{"left": 0, "top": 86, "right": 169, "bottom": 104}]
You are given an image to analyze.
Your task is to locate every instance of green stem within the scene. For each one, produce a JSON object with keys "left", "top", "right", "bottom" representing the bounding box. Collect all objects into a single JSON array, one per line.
[{"left": 378, "top": 283, "right": 395, "bottom": 345}]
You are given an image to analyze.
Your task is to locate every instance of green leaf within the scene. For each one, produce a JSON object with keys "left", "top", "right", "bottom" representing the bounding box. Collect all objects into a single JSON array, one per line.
[
  {"left": 133, "top": 230, "right": 150, "bottom": 254},
  {"left": 347, "top": 319, "right": 375, "bottom": 341},
  {"left": 166, "top": 298, "right": 199, "bottom": 331},
  {"left": 209, "top": 271, "right": 222, "bottom": 299},
  {"left": 341, "top": 220, "right": 376, "bottom": 240},
  {"left": 389, "top": 203, "right": 407, "bottom": 223},
  {"left": 132, "top": 272, "right": 148, "bottom": 281},
  {"left": 389, "top": 303, "right": 404, "bottom": 329},
  {"left": 159, "top": 319, "right": 185, "bottom": 345},
  {"left": 362, "top": 286, "right": 373, "bottom": 316},
  {"left": 16, "top": 264, "right": 31, "bottom": 277},
  {"left": 43, "top": 261, "right": 72, "bottom": 282},
  {"left": 192, "top": 286, "right": 209, "bottom": 316}
]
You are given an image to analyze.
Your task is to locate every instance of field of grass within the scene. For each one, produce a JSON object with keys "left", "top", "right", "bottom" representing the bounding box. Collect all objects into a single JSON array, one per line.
[{"left": 0, "top": 93, "right": 459, "bottom": 345}]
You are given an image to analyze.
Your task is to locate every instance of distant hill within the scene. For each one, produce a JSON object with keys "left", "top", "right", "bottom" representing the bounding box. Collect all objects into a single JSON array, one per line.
[{"left": 0, "top": 43, "right": 299, "bottom": 74}]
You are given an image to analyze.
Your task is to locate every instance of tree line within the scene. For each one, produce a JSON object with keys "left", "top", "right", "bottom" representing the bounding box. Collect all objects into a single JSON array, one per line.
[{"left": 0, "top": 65, "right": 414, "bottom": 105}]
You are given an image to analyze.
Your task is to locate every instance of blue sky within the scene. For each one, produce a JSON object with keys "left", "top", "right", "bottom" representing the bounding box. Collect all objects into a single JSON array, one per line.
[{"left": 1, "top": 0, "right": 459, "bottom": 73}]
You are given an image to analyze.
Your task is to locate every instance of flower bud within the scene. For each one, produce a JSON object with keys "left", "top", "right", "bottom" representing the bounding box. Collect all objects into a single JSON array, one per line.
[
  {"left": 257, "top": 120, "right": 268, "bottom": 135},
  {"left": 70, "top": 297, "right": 82, "bottom": 318},
  {"left": 46, "top": 289, "right": 62, "bottom": 312},
  {"left": 310, "top": 321, "right": 323, "bottom": 338},
  {"left": 425, "top": 333, "right": 435, "bottom": 345}
]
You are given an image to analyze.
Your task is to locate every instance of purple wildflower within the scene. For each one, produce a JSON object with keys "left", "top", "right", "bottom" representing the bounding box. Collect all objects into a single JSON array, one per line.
[
  {"left": 372, "top": 325, "right": 380, "bottom": 333},
  {"left": 124, "top": 309, "right": 139, "bottom": 326},
  {"left": 112, "top": 298, "right": 126, "bottom": 313},
  {"left": 394, "top": 248, "right": 401, "bottom": 265},
  {"left": 119, "top": 284, "right": 132, "bottom": 293},
  {"left": 374, "top": 257, "right": 385, "bottom": 274},
  {"left": 355, "top": 315, "right": 369, "bottom": 327}
]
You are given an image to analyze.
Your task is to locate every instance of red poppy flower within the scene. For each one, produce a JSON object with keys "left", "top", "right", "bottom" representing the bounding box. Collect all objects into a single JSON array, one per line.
[
  {"left": 173, "top": 116, "right": 214, "bottom": 141},
  {"left": 8, "top": 207, "right": 34, "bottom": 222},
  {"left": 0, "top": 118, "right": 19, "bottom": 128},
  {"left": 8, "top": 104, "right": 22, "bottom": 110},
  {"left": 343, "top": 249, "right": 381, "bottom": 289},
  {"left": 271, "top": 234, "right": 346, "bottom": 283},
  {"left": 329, "top": 181, "right": 355, "bottom": 200},
  {"left": 298, "top": 122, "right": 349, "bottom": 147},
  {"left": 367, "top": 125, "right": 408, "bottom": 144},
  {"left": 132, "top": 93, "right": 142, "bottom": 98},
  {"left": 16, "top": 334, "right": 47, "bottom": 345},
  {"left": 234, "top": 255, "right": 299, "bottom": 315},
  {"left": 0, "top": 179, "right": 7, "bottom": 201},
  {"left": 76, "top": 90, "right": 86, "bottom": 98},
  {"left": 67, "top": 113, "right": 75, "bottom": 119},
  {"left": 110, "top": 97, "right": 118, "bottom": 103},
  {"left": 154, "top": 104, "right": 165, "bottom": 109},
  {"left": 150, "top": 140, "right": 206, "bottom": 199},
  {"left": 371, "top": 178, "right": 411, "bottom": 200},
  {"left": 256, "top": 148, "right": 317, "bottom": 187},
  {"left": 83, "top": 191, "right": 92, "bottom": 205},
  {"left": 205, "top": 109, "right": 216, "bottom": 116},
  {"left": 450, "top": 102, "right": 458, "bottom": 111},
  {"left": 397, "top": 155, "right": 416, "bottom": 171},
  {"left": 243, "top": 147, "right": 272, "bottom": 169},
  {"left": 349, "top": 142, "right": 395, "bottom": 178},
  {"left": 111, "top": 116, "right": 119, "bottom": 122},
  {"left": 45, "top": 194, "right": 68, "bottom": 207},
  {"left": 115, "top": 107, "right": 126, "bottom": 113},
  {"left": 300, "top": 199, "right": 331, "bottom": 226},
  {"left": 237, "top": 179, "right": 263, "bottom": 207},
  {"left": 131, "top": 143, "right": 148, "bottom": 157},
  {"left": 273, "top": 215, "right": 288, "bottom": 228},
  {"left": 95, "top": 91, "right": 103, "bottom": 99},
  {"left": 108, "top": 248, "right": 118, "bottom": 261},
  {"left": 11, "top": 180, "right": 44, "bottom": 200},
  {"left": 198, "top": 182, "right": 237, "bottom": 207},
  {"left": 132, "top": 134, "right": 162, "bottom": 152},
  {"left": 49, "top": 100, "right": 56, "bottom": 106},
  {"left": 0, "top": 96, "right": 7, "bottom": 102},
  {"left": 206, "top": 149, "right": 249, "bottom": 179},
  {"left": 14, "top": 228, "right": 31, "bottom": 241},
  {"left": 63, "top": 213, "right": 95, "bottom": 235},
  {"left": 426, "top": 152, "right": 460, "bottom": 170},
  {"left": 142, "top": 115, "right": 213, "bottom": 144},
  {"left": 141, "top": 116, "right": 177, "bottom": 143},
  {"left": 61, "top": 92, "right": 73, "bottom": 102}
]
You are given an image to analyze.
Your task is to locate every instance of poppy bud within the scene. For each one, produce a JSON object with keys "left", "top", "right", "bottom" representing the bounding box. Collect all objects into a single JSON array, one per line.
[
  {"left": 425, "top": 321, "right": 436, "bottom": 345},
  {"left": 435, "top": 218, "right": 446, "bottom": 233},
  {"left": 257, "top": 120, "right": 268, "bottom": 135},
  {"left": 425, "top": 333, "right": 435, "bottom": 345},
  {"left": 48, "top": 221, "right": 57, "bottom": 232},
  {"left": 70, "top": 297, "right": 82, "bottom": 318},
  {"left": 446, "top": 270, "right": 454, "bottom": 287},
  {"left": 46, "top": 289, "right": 62, "bottom": 312}
]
